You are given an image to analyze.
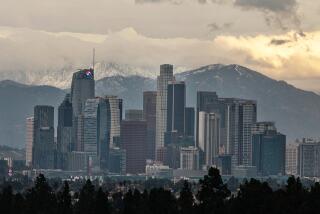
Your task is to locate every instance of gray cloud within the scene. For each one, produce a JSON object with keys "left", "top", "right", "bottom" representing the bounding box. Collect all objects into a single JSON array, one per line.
[
  {"left": 208, "top": 22, "right": 234, "bottom": 31},
  {"left": 269, "top": 39, "right": 291, "bottom": 46},
  {"left": 234, "top": 0, "right": 301, "bottom": 30}
]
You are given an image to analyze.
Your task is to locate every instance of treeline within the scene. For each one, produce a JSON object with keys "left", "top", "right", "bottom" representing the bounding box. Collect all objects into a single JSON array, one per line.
[{"left": 1, "top": 168, "right": 320, "bottom": 214}]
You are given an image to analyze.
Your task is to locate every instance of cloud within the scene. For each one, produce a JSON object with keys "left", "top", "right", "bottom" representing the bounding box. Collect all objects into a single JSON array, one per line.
[
  {"left": 0, "top": 26, "right": 320, "bottom": 89},
  {"left": 234, "top": 0, "right": 301, "bottom": 30},
  {"left": 208, "top": 22, "right": 234, "bottom": 31}
]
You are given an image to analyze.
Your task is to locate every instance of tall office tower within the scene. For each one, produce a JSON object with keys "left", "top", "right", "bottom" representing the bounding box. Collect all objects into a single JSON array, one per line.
[
  {"left": 120, "top": 120, "right": 147, "bottom": 174},
  {"left": 125, "top": 109, "right": 143, "bottom": 121},
  {"left": 196, "top": 92, "right": 219, "bottom": 147},
  {"left": 57, "top": 94, "right": 73, "bottom": 169},
  {"left": 185, "top": 107, "right": 195, "bottom": 138},
  {"left": 180, "top": 146, "right": 200, "bottom": 170},
  {"left": 198, "top": 111, "right": 220, "bottom": 167},
  {"left": 166, "top": 81, "right": 186, "bottom": 137},
  {"left": 297, "top": 139, "right": 320, "bottom": 177},
  {"left": 83, "top": 98, "right": 109, "bottom": 171},
  {"left": 104, "top": 96, "right": 123, "bottom": 148},
  {"left": 286, "top": 143, "right": 299, "bottom": 175},
  {"left": 143, "top": 91, "right": 157, "bottom": 160},
  {"left": 70, "top": 69, "right": 95, "bottom": 151},
  {"left": 155, "top": 64, "right": 174, "bottom": 159},
  {"left": 25, "top": 117, "right": 34, "bottom": 167},
  {"left": 108, "top": 148, "right": 126, "bottom": 174},
  {"left": 32, "top": 105, "right": 55, "bottom": 169},
  {"left": 237, "top": 99, "right": 257, "bottom": 166},
  {"left": 252, "top": 122, "right": 286, "bottom": 176}
]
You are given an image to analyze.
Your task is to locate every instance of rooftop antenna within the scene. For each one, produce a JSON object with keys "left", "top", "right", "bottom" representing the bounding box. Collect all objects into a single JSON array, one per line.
[{"left": 92, "top": 48, "right": 95, "bottom": 71}]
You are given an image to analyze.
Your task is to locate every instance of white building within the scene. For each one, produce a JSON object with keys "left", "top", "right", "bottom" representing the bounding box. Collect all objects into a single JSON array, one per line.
[
  {"left": 286, "top": 143, "right": 298, "bottom": 176},
  {"left": 155, "top": 64, "right": 174, "bottom": 159},
  {"left": 104, "top": 96, "right": 122, "bottom": 148},
  {"left": 198, "top": 111, "right": 220, "bottom": 167},
  {"left": 180, "top": 146, "right": 200, "bottom": 170},
  {"left": 25, "top": 117, "right": 34, "bottom": 167}
]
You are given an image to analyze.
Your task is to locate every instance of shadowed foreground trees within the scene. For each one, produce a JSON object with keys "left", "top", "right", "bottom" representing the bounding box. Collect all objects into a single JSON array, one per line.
[{"left": 1, "top": 168, "right": 320, "bottom": 214}]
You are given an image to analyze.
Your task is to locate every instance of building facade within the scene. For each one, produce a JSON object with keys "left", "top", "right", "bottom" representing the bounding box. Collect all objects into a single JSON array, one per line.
[
  {"left": 155, "top": 64, "right": 174, "bottom": 159},
  {"left": 70, "top": 69, "right": 95, "bottom": 151},
  {"left": 104, "top": 96, "right": 123, "bottom": 148},
  {"left": 120, "top": 120, "right": 147, "bottom": 174},
  {"left": 25, "top": 117, "right": 34, "bottom": 167},
  {"left": 252, "top": 122, "right": 286, "bottom": 176},
  {"left": 180, "top": 146, "right": 199, "bottom": 170},
  {"left": 32, "top": 105, "right": 55, "bottom": 169},
  {"left": 83, "top": 98, "right": 109, "bottom": 171},
  {"left": 57, "top": 94, "right": 73, "bottom": 169},
  {"left": 143, "top": 91, "right": 157, "bottom": 160},
  {"left": 198, "top": 111, "right": 220, "bottom": 167}
]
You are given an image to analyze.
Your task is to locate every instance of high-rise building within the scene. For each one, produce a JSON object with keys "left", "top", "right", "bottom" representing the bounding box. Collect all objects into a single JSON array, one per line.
[
  {"left": 252, "top": 122, "right": 286, "bottom": 176},
  {"left": 180, "top": 146, "right": 199, "bottom": 170},
  {"left": 32, "top": 105, "right": 55, "bottom": 169},
  {"left": 143, "top": 91, "right": 157, "bottom": 160},
  {"left": 70, "top": 69, "right": 95, "bottom": 151},
  {"left": 25, "top": 117, "right": 34, "bottom": 167},
  {"left": 83, "top": 98, "right": 109, "bottom": 171},
  {"left": 104, "top": 96, "right": 123, "bottom": 148},
  {"left": 185, "top": 107, "right": 195, "bottom": 138},
  {"left": 166, "top": 81, "right": 186, "bottom": 137},
  {"left": 196, "top": 92, "right": 257, "bottom": 167},
  {"left": 120, "top": 120, "right": 147, "bottom": 174},
  {"left": 125, "top": 109, "right": 143, "bottom": 121},
  {"left": 198, "top": 111, "right": 220, "bottom": 167},
  {"left": 57, "top": 94, "right": 73, "bottom": 169},
  {"left": 108, "top": 147, "right": 126, "bottom": 175},
  {"left": 237, "top": 100, "right": 257, "bottom": 166},
  {"left": 286, "top": 143, "right": 299, "bottom": 176},
  {"left": 155, "top": 64, "right": 174, "bottom": 159},
  {"left": 196, "top": 91, "right": 219, "bottom": 147},
  {"left": 297, "top": 139, "right": 320, "bottom": 177}
]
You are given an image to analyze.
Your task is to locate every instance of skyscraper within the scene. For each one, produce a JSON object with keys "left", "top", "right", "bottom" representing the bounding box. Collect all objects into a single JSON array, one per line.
[
  {"left": 120, "top": 120, "right": 147, "bottom": 174},
  {"left": 25, "top": 117, "right": 34, "bottom": 167},
  {"left": 156, "top": 64, "right": 174, "bottom": 159},
  {"left": 70, "top": 68, "right": 95, "bottom": 151},
  {"left": 125, "top": 109, "right": 144, "bottom": 121},
  {"left": 83, "top": 98, "right": 109, "bottom": 171},
  {"left": 32, "top": 105, "right": 55, "bottom": 169},
  {"left": 143, "top": 91, "right": 157, "bottom": 160},
  {"left": 57, "top": 94, "right": 73, "bottom": 169},
  {"left": 297, "top": 139, "right": 320, "bottom": 177},
  {"left": 166, "top": 81, "right": 186, "bottom": 137},
  {"left": 237, "top": 99, "right": 257, "bottom": 166},
  {"left": 185, "top": 107, "right": 195, "bottom": 138},
  {"left": 104, "top": 96, "right": 123, "bottom": 148},
  {"left": 252, "top": 122, "right": 286, "bottom": 176},
  {"left": 198, "top": 111, "right": 220, "bottom": 167},
  {"left": 196, "top": 92, "right": 219, "bottom": 147}
]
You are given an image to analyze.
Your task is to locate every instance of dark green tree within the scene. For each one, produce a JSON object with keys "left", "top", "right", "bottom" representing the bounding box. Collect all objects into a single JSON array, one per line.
[
  {"left": 178, "top": 180, "right": 194, "bottom": 214},
  {"left": 56, "top": 181, "right": 72, "bottom": 214},
  {"left": 94, "top": 187, "right": 111, "bottom": 214},
  {"left": 75, "top": 179, "right": 96, "bottom": 214},
  {"left": 196, "top": 167, "right": 230, "bottom": 214}
]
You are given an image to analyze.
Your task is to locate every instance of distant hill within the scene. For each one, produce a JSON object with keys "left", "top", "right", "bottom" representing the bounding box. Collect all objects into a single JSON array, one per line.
[
  {"left": 0, "top": 80, "right": 65, "bottom": 148},
  {"left": 1, "top": 64, "right": 320, "bottom": 148}
]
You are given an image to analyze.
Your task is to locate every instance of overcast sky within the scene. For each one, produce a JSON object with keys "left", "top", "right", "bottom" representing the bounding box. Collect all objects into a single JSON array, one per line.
[{"left": 1, "top": 0, "right": 320, "bottom": 91}]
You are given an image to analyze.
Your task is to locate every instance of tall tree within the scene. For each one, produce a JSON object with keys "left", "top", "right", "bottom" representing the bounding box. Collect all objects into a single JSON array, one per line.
[
  {"left": 196, "top": 167, "right": 230, "bottom": 214},
  {"left": 56, "top": 181, "right": 72, "bottom": 214},
  {"left": 178, "top": 180, "right": 194, "bottom": 214}
]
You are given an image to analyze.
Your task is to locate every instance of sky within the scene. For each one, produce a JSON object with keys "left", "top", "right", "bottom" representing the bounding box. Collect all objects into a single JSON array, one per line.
[{"left": 0, "top": 0, "right": 320, "bottom": 91}]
